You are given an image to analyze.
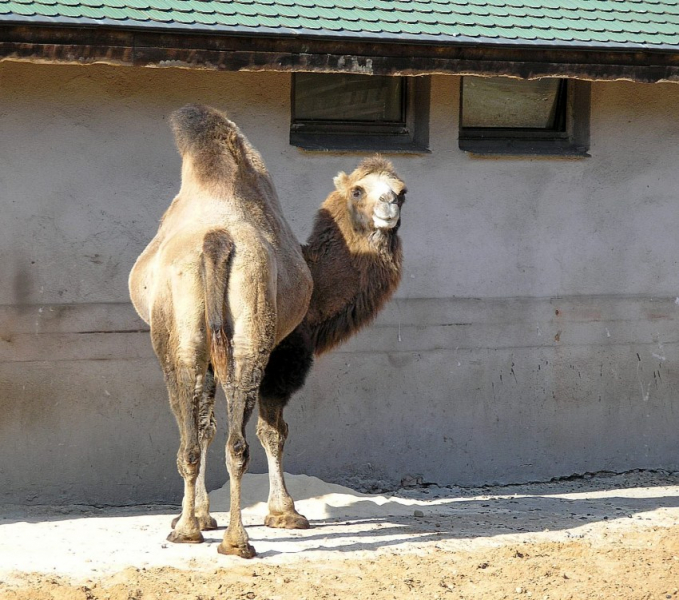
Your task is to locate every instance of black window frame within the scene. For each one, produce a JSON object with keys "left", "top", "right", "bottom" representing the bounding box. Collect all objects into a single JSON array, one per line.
[
  {"left": 459, "top": 77, "right": 591, "bottom": 157},
  {"left": 290, "top": 73, "right": 430, "bottom": 153}
]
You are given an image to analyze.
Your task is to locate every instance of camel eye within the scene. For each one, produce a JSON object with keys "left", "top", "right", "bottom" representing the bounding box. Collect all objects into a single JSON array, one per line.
[{"left": 351, "top": 187, "right": 363, "bottom": 200}]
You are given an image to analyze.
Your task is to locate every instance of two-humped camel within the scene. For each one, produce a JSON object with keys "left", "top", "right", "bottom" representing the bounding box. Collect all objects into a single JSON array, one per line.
[{"left": 129, "top": 104, "right": 406, "bottom": 558}]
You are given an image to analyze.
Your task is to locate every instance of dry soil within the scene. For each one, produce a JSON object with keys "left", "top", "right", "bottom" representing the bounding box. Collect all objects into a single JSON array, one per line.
[{"left": 1, "top": 471, "right": 678, "bottom": 600}]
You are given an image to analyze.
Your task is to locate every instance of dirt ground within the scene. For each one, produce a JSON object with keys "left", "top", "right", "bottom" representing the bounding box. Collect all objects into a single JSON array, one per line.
[{"left": 2, "top": 471, "right": 679, "bottom": 600}]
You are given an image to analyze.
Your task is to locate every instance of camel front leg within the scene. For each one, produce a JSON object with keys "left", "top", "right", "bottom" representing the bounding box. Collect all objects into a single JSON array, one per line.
[
  {"left": 257, "top": 396, "right": 309, "bottom": 529},
  {"left": 217, "top": 380, "right": 258, "bottom": 558}
]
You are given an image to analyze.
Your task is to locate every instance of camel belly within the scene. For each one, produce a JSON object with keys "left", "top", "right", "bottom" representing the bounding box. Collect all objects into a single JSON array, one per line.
[{"left": 128, "top": 238, "right": 162, "bottom": 325}]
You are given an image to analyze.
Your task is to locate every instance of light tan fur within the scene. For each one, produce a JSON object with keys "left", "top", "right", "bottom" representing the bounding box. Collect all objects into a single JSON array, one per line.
[{"left": 129, "top": 105, "right": 312, "bottom": 558}]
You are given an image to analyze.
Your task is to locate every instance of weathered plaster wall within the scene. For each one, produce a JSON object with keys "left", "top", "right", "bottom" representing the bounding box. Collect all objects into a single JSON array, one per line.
[{"left": 1, "top": 62, "right": 678, "bottom": 504}]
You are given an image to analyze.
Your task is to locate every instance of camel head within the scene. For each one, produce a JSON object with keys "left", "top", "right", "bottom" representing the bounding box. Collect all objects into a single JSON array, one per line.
[{"left": 333, "top": 155, "right": 407, "bottom": 234}]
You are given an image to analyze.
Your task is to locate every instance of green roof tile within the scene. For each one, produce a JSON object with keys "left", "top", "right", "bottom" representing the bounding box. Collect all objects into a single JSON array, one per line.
[
  {"left": 2, "top": 0, "right": 679, "bottom": 51},
  {"left": 7, "top": 2, "right": 36, "bottom": 13},
  {"left": 55, "top": 3, "right": 86, "bottom": 16},
  {"left": 143, "top": 8, "right": 174, "bottom": 21},
  {"left": 30, "top": 2, "right": 61, "bottom": 14}
]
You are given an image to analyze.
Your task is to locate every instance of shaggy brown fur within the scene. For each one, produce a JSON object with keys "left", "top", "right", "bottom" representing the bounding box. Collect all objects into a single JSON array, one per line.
[
  {"left": 303, "top": 159, "right": 404, "bottom": 355},
  {"left": 262, "top": 155, "right": 406, "bottom": 398}
]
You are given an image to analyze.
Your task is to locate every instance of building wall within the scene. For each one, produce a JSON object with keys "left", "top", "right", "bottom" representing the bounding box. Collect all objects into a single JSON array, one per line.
[{"left": 1, "top": 61, "right": 678, "bottom": 504}]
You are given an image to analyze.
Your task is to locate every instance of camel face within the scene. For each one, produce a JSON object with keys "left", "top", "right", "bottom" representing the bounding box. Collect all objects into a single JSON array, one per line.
[{"left": 334, "top": 169, "right": 407, "bottom": 232}]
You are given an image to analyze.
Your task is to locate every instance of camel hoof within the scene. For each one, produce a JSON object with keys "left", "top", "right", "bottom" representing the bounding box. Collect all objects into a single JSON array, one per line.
[
  {"left": 199, "top": 515, "right": 219, "bottom": 531},
  {"left": 171, "top": 515, "right": 218, "bottom": 531},
  {"left": 217, "top": 542, "right": 256, "bottom": 559},
  {"left": 166, "top": 529, "right": 204, "bottom": 544},
  {"left": 265, "top": 512, "right": 310, "bottom": 530}
]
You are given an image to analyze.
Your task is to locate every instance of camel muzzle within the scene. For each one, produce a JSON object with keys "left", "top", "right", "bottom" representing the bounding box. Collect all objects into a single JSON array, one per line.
[{"left": 373, "top": 200, "right": 400, "bottom": 229}]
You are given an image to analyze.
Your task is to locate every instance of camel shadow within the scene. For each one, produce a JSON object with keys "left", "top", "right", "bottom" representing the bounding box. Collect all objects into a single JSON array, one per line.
[
  {"left": 3, "top": 473, "right": 678, "bottom": 560},
  {"left": 237, "top": 486, "right": 679, "bottom": 557}
]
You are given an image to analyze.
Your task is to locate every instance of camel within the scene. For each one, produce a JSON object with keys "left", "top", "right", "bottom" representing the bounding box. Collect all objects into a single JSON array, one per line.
[
  {"left": 129, "top": 104, "right": 406, "bottom": 558},
  {"left": 129, "top": 104, "right": 313, "bottom": 557}
]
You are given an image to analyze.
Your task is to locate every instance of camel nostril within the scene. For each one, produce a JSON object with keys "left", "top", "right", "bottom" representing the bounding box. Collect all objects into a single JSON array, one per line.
[{"left": 379, "top": 193, "right": 398, "bottom": 205}]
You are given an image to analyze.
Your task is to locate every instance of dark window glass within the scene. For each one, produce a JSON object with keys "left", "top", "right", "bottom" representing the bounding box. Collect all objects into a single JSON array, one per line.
[
  {"left": 461, "top": 77, "right": 565, "bottom": 130},
  {"left": 290, "top": 73, "right": 430, "bottom": 152},
  {"left": 459, "top": 76, "right": 590, "bottom": 156},
  {"left": 294, "top": 73, "right": 404, "bottom": 123}
]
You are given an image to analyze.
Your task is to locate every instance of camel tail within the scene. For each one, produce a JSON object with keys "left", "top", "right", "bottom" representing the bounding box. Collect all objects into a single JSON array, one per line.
[
  {"left": 170, "top": 104, "right": 250, "bottom": 185},
  {"left": 201, "top": 229, "right": 235, "bottom": 384}
]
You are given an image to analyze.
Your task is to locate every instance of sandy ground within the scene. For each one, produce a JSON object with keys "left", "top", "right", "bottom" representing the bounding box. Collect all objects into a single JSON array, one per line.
[{"left": 1, "top": 470, "right": 679, "bottom": 599}]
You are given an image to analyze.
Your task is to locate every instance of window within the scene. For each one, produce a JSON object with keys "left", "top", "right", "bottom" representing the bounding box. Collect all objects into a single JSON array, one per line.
[
  {"left": 459, "top": 77, "right": 590, "bottom": 156},
  {"left": 290, "top": 73, "right": 429, "bottom": 152}
]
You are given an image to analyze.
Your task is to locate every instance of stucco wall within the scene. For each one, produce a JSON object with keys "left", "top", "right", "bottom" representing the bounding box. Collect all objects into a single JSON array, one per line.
[{"left": 1, "top": 61, "right": 679, "bottom": 504}]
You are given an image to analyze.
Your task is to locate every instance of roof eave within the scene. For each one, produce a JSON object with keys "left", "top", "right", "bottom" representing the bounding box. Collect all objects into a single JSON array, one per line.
[{"left": 2, "top": 21, "right": 679, "bottom": 83}]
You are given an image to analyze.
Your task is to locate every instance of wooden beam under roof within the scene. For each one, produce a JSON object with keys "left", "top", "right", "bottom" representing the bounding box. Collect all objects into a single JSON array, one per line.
[{"left": 2, "top": 25, "right": 679, "bottom": 83}]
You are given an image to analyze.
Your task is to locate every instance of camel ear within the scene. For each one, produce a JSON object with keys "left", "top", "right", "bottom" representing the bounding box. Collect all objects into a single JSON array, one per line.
[{"left": 333, "top": 172, "right": 349, "bottom": 193}]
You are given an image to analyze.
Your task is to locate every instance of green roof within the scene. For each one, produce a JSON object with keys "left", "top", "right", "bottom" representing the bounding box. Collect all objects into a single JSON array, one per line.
[{"left": 2, "top": 0, "right": 679, "bottom": 51}]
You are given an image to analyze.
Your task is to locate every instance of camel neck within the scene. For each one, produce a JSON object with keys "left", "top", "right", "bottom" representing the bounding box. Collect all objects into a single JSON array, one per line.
[{"left": 302, "top": 204, "right": 402, "bottom": 356}]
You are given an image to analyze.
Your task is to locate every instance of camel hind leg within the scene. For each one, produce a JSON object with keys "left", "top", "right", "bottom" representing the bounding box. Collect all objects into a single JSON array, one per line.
[
  {"left": 208, "top": 239, "right": 279, "bottom": 558},
  {"left": 171, "top": 365, "right": 218, "bottom": 532},
  {"left": 153, "top": 268, "right": 211, "bottom": 544},
  {"left": 158, "top": 352, "right": 206, "bottom": 544},
  {"left": 195, "top": 365, "right": 218, "bottom": 530},
  {"left": 217, "top": 364, "right": 262, "bottom": 558}
]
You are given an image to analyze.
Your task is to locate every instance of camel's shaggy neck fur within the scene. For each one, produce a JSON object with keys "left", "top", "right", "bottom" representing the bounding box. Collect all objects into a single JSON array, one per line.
[
  {"left": 262, "top": 155, "right": 405, "bottom": 404},
  {"left": 303, "top": 184, "right": 403, "bottom": 355}
]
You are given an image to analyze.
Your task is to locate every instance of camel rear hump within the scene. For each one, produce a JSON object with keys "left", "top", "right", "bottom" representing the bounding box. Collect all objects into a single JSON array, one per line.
[{"left": 170, "top": 104, "right": 264, "bottom": 188}]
